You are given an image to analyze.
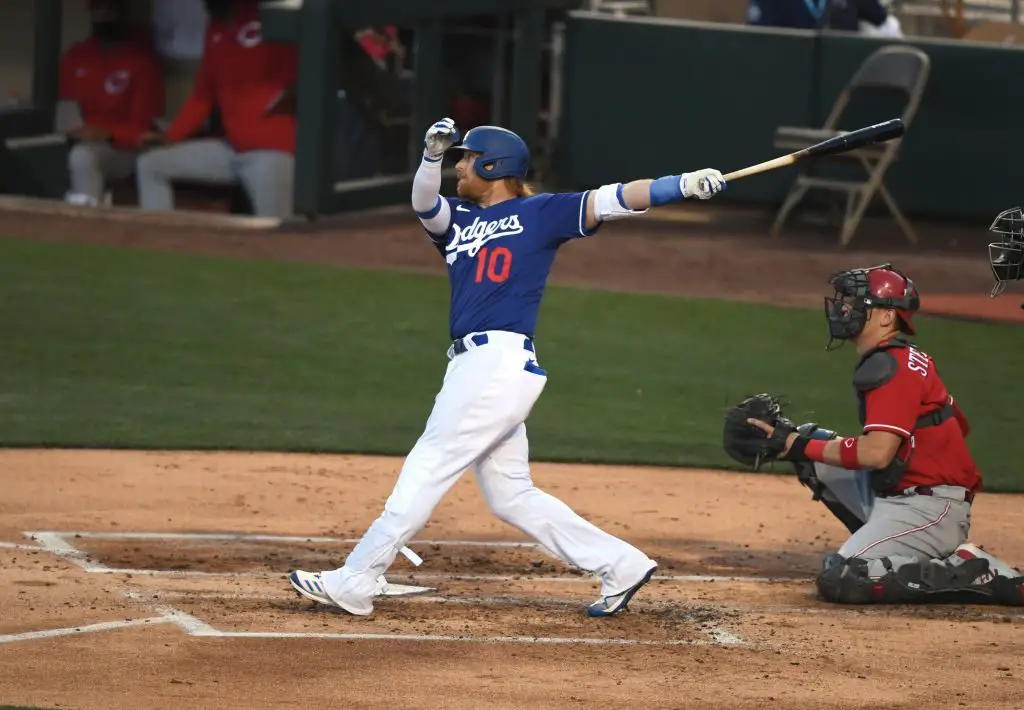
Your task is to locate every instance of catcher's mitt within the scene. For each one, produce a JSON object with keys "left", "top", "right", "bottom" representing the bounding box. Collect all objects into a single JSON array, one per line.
[{"left": 722, "top": 393, "right": 797, "bottom": 470}]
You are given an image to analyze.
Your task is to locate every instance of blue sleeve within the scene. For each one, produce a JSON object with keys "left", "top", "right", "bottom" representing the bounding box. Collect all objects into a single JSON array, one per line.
[{"left": 537, "top": 191, "right": 597, "bottom": 246}]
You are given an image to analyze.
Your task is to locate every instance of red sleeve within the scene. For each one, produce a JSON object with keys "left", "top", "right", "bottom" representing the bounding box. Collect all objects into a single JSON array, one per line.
[
  {"left": 166, "top": 37, "right": 216, "bottom": 142},
  {"left": 105, "top": 54, "right": 165, "bottom": 148},
  {"left": 862, "top": 364, "right": 921, "bottom": 439}
]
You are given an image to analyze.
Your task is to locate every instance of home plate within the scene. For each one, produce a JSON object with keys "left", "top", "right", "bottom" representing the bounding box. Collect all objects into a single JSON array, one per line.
[{"left": 380, "top": 582, "right": 434, "bottom": 597}]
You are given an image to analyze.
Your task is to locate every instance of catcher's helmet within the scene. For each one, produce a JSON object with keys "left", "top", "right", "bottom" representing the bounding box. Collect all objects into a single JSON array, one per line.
[
  {"left": 824, "top": 262, "right": 920, "bottom": 349},
  {"left": 987, "top": 206, "right": 1024, "bottom": 297},
  {"left": 448, "top": 126, "right": 530, "bottom": 181}
]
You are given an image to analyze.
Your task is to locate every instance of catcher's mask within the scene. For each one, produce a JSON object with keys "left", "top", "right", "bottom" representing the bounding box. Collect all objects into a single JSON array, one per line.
[
  {"left": 988, "top": 206, "right": 1024, "bottom": 297},
  {"left": 824, "top": 262, "right": 920, "bottom": 350}
]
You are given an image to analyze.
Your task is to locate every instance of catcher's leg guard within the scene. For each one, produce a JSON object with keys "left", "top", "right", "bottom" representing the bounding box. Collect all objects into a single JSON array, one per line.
[
  {"left": 816, "top": 555, "right": 1024, "bottom": 605},
  {"left": 821, "top": 497, "right": 865, "bottom": 535},
  {"left": 816, "top": 556, "right": 877, "bottom": 604}
]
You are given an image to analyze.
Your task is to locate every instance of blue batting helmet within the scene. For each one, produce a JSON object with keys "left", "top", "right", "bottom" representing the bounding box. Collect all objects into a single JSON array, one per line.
[{"left": 449, "top": 126, "right": 530, "bottom": 181}]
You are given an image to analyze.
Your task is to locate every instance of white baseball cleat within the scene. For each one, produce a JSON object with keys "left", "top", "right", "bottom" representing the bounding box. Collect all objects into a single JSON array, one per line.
[
  {"left": 587, "top": 565, "right": 657, "bottom": 618},
  {"left": 288, "top": 570, "right": 373, "bottom": 616}
]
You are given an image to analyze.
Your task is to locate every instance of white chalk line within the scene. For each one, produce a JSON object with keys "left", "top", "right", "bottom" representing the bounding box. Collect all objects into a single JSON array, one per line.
[
  {"left": 9, "top": 532, "right": 1024, "bottom": 647},
  {"left": 21, "top": 530, "right": 805, "bottom": 585},
  {"left": 194, "top": 631, "right": 722, "bottom": 646},
  {"left": 27, "top": 565, "right": 806, "bottom": 585},
  {"left": 20, "top": 532, "right": 748, "bottom": 647},
  {"left": 0, "top": 616, "right": 173, "bottom": 645},
  {"left": 27, "top": 531, "right": 546, "bottom": 548},
  {"left": 123, "top": 593, "right": 221, "bottom": 636},
  {"left": 151, "top": 589, "right": 746, "bottom": 647},
  {"left": 0, "top": 541, "right": 44, "bottom": 552}
]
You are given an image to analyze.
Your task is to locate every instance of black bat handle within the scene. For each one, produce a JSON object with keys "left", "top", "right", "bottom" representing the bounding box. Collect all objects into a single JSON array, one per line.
[{"left": 806, "top": 118, "right": 905, "bottom": 157}]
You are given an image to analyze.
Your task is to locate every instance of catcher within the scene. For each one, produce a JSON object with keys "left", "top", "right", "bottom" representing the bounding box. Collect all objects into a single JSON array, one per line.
[{"left": 722, "top": 262, "right": 1024, "bottom": 605}]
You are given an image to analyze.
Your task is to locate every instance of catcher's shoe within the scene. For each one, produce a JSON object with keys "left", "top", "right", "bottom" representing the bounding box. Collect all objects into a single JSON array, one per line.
[
  {"left": 953, "top": 543, "right": 1023, "bottom": 583},
  {"left": 587, "top": 565, "right": 657, "bottom": 618},
  {"left": 288, "top": 570, "right": 374, "bottom": 616}
]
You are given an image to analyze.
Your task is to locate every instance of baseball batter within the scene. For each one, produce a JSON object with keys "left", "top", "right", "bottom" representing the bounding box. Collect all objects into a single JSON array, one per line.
[
  {"left": 725, "top": 263, "right": 1024, "bottom": 604},
  {"left": 289, "top": 118, "right": 727, "bottom": 616}
]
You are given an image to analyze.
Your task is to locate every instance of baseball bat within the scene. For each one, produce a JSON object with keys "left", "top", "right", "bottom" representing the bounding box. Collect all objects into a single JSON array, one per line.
[{"left": 722, "top": 118, "right": 905, "bottom": 182}]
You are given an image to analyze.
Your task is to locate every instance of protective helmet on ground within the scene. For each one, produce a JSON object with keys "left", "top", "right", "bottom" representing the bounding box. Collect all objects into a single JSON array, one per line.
[
  {"left": 448, "top": 126, "right": 530, "bottom": 181},
  {"left": 823, "top": 262, "right": 920, "bottom": 349},
  {"left": 987, "top": 206, "right": 1024, "bottom": 297}
]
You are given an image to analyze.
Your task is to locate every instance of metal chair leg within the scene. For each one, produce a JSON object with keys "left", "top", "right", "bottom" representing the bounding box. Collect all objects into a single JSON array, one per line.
[
  {"left": 876, "top": 182, "right": 919, "bottom": 245},
  {"left": 771, "top": 178, "right": 811, "bottom": 239}
]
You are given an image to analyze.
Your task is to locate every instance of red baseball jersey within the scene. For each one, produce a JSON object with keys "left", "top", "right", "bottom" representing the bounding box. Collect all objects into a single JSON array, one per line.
[
  {"left": 58, "top": 29, "right": 165, "bottom": 150},
  {"left": 166, "top": 0, "right": 297, "bottom": 153},
  {"left": 861, "top": 340, "right": 981, "bottom": 492}
]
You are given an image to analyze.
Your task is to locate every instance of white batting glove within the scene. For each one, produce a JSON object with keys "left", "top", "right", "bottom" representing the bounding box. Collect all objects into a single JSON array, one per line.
[
  {"left": 423, "top": 117, "right": 459, "bottom": 160},
  {"left": 681, "top": 169, "right": 727, "bottom": 200}
]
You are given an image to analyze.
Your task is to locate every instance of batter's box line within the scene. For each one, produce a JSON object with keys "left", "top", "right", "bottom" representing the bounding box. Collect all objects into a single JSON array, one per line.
[
  {"left": 25, "top": 530, "right": 549, "bottom": 548},
  {"left": 19, "top": 530, "right": 808, "bottom": 585},
  {"left": 122, "top": 591, "right": 744, "bottom": 647},
  {"left": 17, "top": 533, "right": 748, "bottom": 648}
]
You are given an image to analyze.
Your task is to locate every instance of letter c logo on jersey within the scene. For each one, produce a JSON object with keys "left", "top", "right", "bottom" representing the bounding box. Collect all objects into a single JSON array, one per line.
[
  {"left": 446, "top": 215, "right": 525, "bottom": 260},
  {"left": 237, "top": 21, "right": 263, "bottom": 48},
  {"left": 104, "top": 70, "right": 131, "bottom": 95}
]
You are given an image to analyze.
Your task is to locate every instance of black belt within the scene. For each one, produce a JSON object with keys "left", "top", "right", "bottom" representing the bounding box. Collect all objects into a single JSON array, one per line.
[
  {"left": 451, "top": 333, "right": 535, "bottom": 355},
  {"left": 878, "top": 485, "right": 974, "bottom": 504},
  {"left": 915, "top": 403, "right": 955, "bottom": 429}
]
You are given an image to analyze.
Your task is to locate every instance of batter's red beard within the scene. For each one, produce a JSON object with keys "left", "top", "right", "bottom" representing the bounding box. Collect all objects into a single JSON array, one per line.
[{"left": 456, "top": 179, "right": 477, "bottom": 200}]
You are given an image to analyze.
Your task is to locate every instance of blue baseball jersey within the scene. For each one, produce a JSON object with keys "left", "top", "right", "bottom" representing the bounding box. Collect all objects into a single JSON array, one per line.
[{"left": 424, "top": 191, "right": 596, "bottom": 340}]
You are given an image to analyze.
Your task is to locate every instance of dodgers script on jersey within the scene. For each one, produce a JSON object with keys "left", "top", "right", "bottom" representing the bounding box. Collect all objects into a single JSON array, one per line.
[{"left": 424, "top": 192, "right": 595, "bottom": 340}]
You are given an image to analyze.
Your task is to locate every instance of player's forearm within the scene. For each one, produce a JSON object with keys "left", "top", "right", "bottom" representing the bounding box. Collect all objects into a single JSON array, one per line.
[
  {"left": 585, "top": 172, "right": 725, "bottom": 229},
  {"left": 619, "top": 180, "right": 654, "bottom": 211},
  {"left": 411, "top": 156, "right": 442, "bottom": 212},
  {"left": 795, "top": 432, "right": 898, "bottom": 471},
  {"left": 620, "top": 171, "right": 725, "bottom": 211},
  {"left": 412, "top": 156, "right": 451, "bottom": 234}
]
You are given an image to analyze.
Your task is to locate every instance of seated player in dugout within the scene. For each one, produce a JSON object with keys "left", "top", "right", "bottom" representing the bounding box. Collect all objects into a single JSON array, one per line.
[
  {"left": 58, "top": 0, "right": 165, "bottom": 206},
  {"left": 732, "top": 263, "right": 1024, "bottom": 605},
  {"left": 135, "top": 0, "right": 297, "bottom": 219}
]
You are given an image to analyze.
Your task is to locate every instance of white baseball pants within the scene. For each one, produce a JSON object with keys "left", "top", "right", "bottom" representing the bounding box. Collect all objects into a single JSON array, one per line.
[{"left": 321, "top": 330, "right": 656, "bottom": 614}]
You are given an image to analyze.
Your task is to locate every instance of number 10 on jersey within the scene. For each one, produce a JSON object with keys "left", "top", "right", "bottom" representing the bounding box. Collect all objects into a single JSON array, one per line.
[{"left": 474, "top": 246, "right": 512, "bottom": 284}]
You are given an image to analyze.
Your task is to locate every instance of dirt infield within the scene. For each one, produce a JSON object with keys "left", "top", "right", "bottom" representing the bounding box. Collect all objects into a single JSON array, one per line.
[{"left": 1, "top": 449, "right": 1023, "bottom": 710}]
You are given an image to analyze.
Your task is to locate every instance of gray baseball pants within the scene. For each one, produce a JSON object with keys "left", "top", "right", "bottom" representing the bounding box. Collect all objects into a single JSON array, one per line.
[
  {"left": 813, "top": 463, "right": 972, "bottom": 576},
  {"left": 135, "top": 138, "right": 294, "bottom": 218},
  {"left": 67, "top": 141, "right": 137, "bottom": 204}
]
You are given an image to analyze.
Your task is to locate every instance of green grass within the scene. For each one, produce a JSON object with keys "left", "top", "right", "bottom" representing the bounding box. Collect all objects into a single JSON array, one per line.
[{"left": 1, "top": 238, "right": 1022, "bottom": 489}]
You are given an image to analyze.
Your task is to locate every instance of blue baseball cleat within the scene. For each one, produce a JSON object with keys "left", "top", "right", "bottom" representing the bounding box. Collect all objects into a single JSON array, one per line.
[{"left": 587, "top": 565, "right": 657, "bottom": 617}]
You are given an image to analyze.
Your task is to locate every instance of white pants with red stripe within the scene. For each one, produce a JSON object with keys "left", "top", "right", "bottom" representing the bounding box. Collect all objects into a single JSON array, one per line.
[{"left": 814, "top": 461, "right": 972, "bottom": 577}]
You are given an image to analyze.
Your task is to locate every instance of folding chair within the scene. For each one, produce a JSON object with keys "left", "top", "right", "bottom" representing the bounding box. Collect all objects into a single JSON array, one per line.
[{"left": 770, "top": 44, "right": 931, "bottom": 247}]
